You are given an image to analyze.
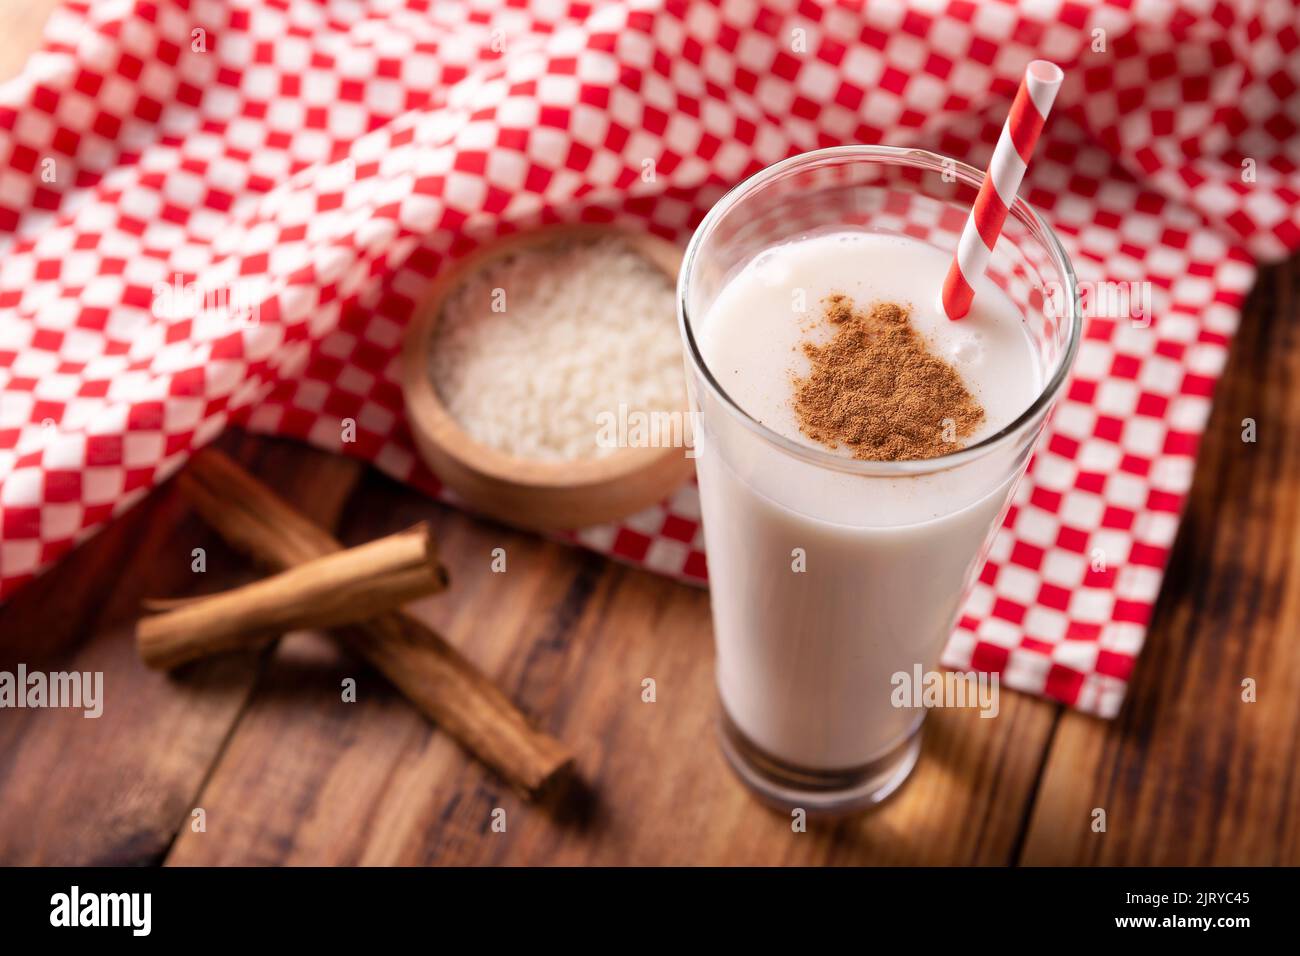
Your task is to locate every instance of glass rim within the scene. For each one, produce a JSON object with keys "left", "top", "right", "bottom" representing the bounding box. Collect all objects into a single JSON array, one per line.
[{"left": 676, "top": 144, "right": 1083, "bottom": 478}]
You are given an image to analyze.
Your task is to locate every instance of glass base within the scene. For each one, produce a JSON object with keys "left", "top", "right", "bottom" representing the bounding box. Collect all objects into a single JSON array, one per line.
[{"left": 718, "top": 709, "right": 922, "bottom": 815}]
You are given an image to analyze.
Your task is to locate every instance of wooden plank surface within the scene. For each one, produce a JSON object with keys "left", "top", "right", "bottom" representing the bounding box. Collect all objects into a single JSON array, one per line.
[
  {"left": 8, "top": 262, "right": 1290, "bottom": 865},
  {"left": 0, "top": 434, "right": 361, "bottom": 864},
  {"left": 163, "top": 465, "right": 1058, "bottom": 866},
  {"left": 2, "top": 2, "right": 1298, "bottom": 867},
  {"left": 1018, "top": 256, "right": 1300, "bottom": 865}
]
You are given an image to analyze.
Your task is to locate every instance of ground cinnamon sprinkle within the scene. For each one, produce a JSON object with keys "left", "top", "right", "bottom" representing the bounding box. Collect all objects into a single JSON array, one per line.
[{"left": 792, "top": 294, "right": 985, "bottom": 461}]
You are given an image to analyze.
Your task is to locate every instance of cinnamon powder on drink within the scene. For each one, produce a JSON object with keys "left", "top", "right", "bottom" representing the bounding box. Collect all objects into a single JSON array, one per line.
[{"left": 792, "top": 295, "right": 985, "bottom": 461}]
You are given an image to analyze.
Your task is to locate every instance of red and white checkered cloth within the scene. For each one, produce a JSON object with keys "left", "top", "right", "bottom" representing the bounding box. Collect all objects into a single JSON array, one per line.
[{"left": 1, "top": 1, "right": 1297, "bottom": 716}]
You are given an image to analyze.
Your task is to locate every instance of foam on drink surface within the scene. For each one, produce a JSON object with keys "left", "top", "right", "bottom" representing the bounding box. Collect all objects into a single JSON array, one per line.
[{"left": 698, "top": 231, "right": 1041, "bottom": 459}]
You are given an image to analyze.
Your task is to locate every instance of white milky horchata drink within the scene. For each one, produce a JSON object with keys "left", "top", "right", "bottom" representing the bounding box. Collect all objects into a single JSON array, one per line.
[
  {"left": 679, "top": 146, "right": 1080, "bottom": 812},
  {"left": 695, "top": 230, "right": 1041, "bottom": 775}
]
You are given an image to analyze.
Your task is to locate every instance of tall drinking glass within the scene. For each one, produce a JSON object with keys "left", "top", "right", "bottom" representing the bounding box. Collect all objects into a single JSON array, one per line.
[{"left": 677, "top": 146, "right": 1081, "bottom": 812}]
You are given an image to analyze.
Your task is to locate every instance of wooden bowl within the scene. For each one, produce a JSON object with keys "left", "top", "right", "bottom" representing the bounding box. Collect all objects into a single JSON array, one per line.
[{"left": 400, "top": 224, "right": 694, "bottom": 532}]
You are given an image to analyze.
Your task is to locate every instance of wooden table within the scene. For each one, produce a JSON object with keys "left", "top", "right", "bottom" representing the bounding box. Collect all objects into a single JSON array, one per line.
[{"left": 3, "top": 5, "right": 1299, "bottom": 867}]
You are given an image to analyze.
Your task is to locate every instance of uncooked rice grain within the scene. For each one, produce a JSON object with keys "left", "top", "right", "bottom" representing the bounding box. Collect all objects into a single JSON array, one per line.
[{"left": 429, "top": 238, "right": 684, "bottom": 461}]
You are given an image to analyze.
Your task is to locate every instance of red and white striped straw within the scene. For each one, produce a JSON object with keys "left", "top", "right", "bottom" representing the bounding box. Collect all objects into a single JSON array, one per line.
[{"left": 942, "top": 60, "right": 1065, "bottom": 321}]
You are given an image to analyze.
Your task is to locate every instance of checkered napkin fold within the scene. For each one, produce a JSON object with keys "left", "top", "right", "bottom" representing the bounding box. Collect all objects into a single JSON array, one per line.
[{"left": 1, "top": 0, "right": 1297, "bottom": 716}]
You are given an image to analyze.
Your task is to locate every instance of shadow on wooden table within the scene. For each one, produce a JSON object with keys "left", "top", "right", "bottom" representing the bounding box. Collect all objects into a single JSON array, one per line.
[{"left": 1018, "top": 253, "right": 1300, "bottom": 865}]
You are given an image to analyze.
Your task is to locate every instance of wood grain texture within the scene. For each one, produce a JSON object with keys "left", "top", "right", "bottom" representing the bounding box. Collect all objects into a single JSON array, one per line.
[
  {"left": 163, "top": 465, "right": 1056, "bottom": 865},
  {"left": 1, "top": 2, "right": 1297, "bottom": 866},
  {"left": 0, "top": 435, "right": 361, "bottom": 864},
  {"left": 1018, "top": 256, "right": 1300, "bottom": 865},
  {"left": 172, "top": 448, "right": 573, "bottom": 799},
  {"left": 2, "top": 270, "right": 1296, "bottom": 867}
]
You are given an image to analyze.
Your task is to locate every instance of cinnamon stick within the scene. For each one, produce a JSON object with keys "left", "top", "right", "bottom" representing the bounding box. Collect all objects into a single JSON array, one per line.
[
  {"left": 138, "top": 524, "right": 448, "bottom": 670},
  {"left": 172, "top": 448, "right": 574, "bottom": 799}
]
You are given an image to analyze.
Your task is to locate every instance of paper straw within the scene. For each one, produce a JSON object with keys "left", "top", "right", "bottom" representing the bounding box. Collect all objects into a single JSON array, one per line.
[{"left": 942, "top": 60, "right": 1064, "bottom": 321}]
